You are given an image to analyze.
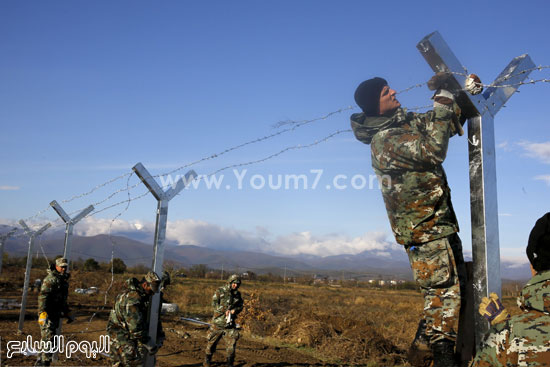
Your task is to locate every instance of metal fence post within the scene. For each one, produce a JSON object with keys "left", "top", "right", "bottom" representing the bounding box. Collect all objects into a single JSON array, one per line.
[
  {"left": 132, "top": 162, "right": 197, "bottom": 367},
  {"left": 416, "top": 31, "right": 535, "bottom": 348},
  {"left": 49, "top": 200, "right": 94, "bottom": 361},
  {"left": 49, "top": 201, "right": 94, "bottom": 270},
  {"left": 17, "top": 220, "right": 51, "bottom": 333}
]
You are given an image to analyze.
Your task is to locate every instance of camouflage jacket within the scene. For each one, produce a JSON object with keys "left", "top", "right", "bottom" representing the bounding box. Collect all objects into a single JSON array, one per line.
[
  {"left": 211, "top": 283, "right": 243, "bottom": 328},
  {"left": 351, "top": 106, "right": 459, "bottom": 245},
  {"left": 470, "top": 270, "right": 550, "bottom": 366},
  {"left": 107, "top": 278, "right": 151, "bottom": 343},
  {"left": 38, "top": 268, "right": 70, "bottom": 318}
]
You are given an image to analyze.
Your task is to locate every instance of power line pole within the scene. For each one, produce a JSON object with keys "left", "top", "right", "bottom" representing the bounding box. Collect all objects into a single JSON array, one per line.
[
  {"left": 417, "top": 30, "right": 535, "bottom": 347},
  {"left": 133, "top": 162, "right": 196, "bottom": 367},
  {"left": 17, "top": 220, "right": 51, "bottom": 333},
  {"left": 0, "top": 227, "right": 17, "bottom": 274}
]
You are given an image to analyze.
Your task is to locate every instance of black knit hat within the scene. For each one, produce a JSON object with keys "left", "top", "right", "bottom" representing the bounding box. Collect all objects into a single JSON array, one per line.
[
  {"left": 354, "top": 77, "right": 388, "bottom": 116},
  {"left": 526, "top": 212, "right": 550, "bottom": 272}
]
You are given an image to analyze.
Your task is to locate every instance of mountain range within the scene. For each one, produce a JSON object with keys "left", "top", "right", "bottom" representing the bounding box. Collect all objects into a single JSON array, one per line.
[{"left": 0, "top": 225, "right": 532, "bottom": 280}]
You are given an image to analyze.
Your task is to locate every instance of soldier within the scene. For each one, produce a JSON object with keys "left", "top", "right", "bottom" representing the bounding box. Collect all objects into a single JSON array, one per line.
[
  {"left": 107, "top": 271, "right": 162, "bottom": 367},
  {"left": 144, "top": 270, "right": 171, "bottom": 366},
  {"left": 351, "top": 75, "right": 467, "bottom": 367},
  {"left": 204, "top": 274, "right": 244, "bottom": 367},
  {"left": 35, "top": 257, "right": 74, "bottom": 366},
  {"left": 470, "top": 212, "right": 550, "bottom": 366},
  {"left": 33, "top": 278, "right": 42, "bottom": 292}
]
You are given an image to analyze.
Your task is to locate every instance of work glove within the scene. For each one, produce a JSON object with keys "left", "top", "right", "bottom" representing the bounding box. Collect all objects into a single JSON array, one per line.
[
  {"left": 66, "top": 312, "right": 75, "bottom": 324},
  {"left": 38, "top": 312, "right": 48, "bottom": 326},
  {"left": 431, "top": 89, "right": 464, "bottom": 137},
  {"left": 479, "top": 292, "right": 510, "bottom": 325},
  {"left": 465, "top": 73, "right": 483, "bottom": 95},
  {"left": 427, "top": 72, "right": 457, "bottom": 92}
]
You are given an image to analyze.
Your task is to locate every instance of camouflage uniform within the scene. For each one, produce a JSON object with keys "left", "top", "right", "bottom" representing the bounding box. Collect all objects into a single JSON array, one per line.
[
  {"left": 107, "top": 278, "right": 152, "bottom": 367},
  {"left": 351, "top": 103, "right": 466, "bottom": 344},
  {"left": 37, "top": 266, "right": 71, "bottom": 366},
  {"left": 205, "top": 276, "right": 244, "bottom": 365},
  {"left": 470, "top": 270, "right": 550, "bottom": 366}
]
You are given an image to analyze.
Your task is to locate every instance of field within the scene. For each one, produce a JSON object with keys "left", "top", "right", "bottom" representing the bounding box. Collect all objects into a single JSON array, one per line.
[{"left": 0, "top": 266, "right": 522, "bottom": 366}]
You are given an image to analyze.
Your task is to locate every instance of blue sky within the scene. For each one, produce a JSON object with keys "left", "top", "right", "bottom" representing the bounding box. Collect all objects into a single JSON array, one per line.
[{"left": 1, "top": 1, "right": 549, "bottom": 266}]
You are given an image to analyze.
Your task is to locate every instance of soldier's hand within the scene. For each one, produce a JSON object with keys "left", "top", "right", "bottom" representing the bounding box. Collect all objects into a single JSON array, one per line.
[
  {"left": 427, "top": 72, "right": 456, "bottom": 92},
  {"left": 465, "top": 73, "right": 483, "bottom": 95},
  {"left": 38, "top": 312, "right": 48, "bottom": 326},
  {"left": 479, "top": 292, "right": 510, "bottom": 325}
]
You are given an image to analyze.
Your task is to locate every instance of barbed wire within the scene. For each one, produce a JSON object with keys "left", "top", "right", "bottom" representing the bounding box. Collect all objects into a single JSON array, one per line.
[
  {"left": 37, "top": 233, "right": 50, "bottom": 267},
  {"left": 11, "top": 65, "right": 550, "bottom": 229},
  {"left": 271, "top": 106, "right": 355, "bottom": 128},
  {"left": 17, "top": 107, "right": 354, "bottom": 228},
  {"left": 74, "top": 172, "right": 136, "bottom": 335},
  {"left": 60, "top": 128, "right": 351, "bottom": 333},
  {"left": 5, "top": 67, "right": 550, "bottom": 242},
  {"left": 6, "top": 66, "right": 549, "bottom": 340},
  {"left": 450, "top": 65, "right": 550, "bottom": 89},
  {"left": 397, "top": 83, "right": 426, "bottom": 94}
]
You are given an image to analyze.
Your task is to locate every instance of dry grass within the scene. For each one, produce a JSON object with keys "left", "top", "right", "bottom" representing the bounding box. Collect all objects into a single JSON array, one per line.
[
  {"left": 1, "top": 265, "right": 531, "bottom": 366},
  {"left": 165, "top": 279, "right": 422, "bottom": 365}
]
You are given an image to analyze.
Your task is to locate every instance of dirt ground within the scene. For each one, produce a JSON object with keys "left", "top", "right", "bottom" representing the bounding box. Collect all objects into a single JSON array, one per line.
[
  {"left": 0, "top": 289, "right": 346, "bottom": 367},
  {"left": 0, "top": 302, "right": 334, "bottom": 367},
  {"left": 2, "top": 266, "right": 522, "bottom": 367}
]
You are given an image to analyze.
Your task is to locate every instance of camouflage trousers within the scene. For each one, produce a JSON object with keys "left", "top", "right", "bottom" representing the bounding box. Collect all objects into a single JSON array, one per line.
[
  {"left": 108, "top": 331, "right": 145, "bottom": 367},
  {"left": 406, "top": 233, "right": 466, "bottom": 344},
  {"left": 205, "top": 326, "right": 240, "bottom": 359},
  {"left": 37, "top": 317, "right": 60, "bottom": 365}
]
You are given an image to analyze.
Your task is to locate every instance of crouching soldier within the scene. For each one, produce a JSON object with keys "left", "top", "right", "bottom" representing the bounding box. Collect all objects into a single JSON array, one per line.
[
  {"left": 470, "top": 212, "right": 550, "bottom": 366},
  {"left": 107, "top": 271, "right": 161, "bottom": 367},
  {"left": 36, "top": 257, "right": 74, "bottom": 366},
  {"left": 204, "top": 274, "right": 244, "bottom": 367}
]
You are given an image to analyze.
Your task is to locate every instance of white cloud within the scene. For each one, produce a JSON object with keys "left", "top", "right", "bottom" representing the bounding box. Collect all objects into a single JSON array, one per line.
[
  {"left": 0, "top": 186, "right": 20, "bottom": 191},
  {"left": 501, "top": 255, "right": 530, "bottom": 269},
  {"left": 497, "top": 140, "right": 510, "bottom": 151},
  {"left": 165, "top": 219, "right": 267, "bottom": 252},
  {"left": 75, "top": 217, "right": 155, "bottom": 236},
  {"left": 534, "top": 175, "right": 550, "bottom": 186},
  {"left": 270, "top": 231, "right": 399, "bottom": 257},
  {"left": 518, "top": 141, "right": 550, "bottom": 164},
  {"left": 70, "top": 217, "right": 398, "bottom": 257}
]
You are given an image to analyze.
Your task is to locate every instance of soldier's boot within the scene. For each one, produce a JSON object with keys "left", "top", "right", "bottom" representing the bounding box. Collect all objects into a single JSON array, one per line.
[
  {"left": 407, "top": 320, "right": 432, "bottom": 367},
  {"left": 431, "top": 339, "right": 459, "bottom": 367},
  {"left": 226, "top": 354, "right": 235, "bottom": 367},
  {"left": 203, "top": 354, "right": 212, "bottom": 367}
]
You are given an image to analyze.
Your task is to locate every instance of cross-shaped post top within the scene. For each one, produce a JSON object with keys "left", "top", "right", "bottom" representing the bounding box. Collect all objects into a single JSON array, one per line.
[
  {"left": 50, "top": 200, "right": 94, "bottom": 225},
  {"left": 18, "top": 220, "right": 51, "bottom": 237},
  {"left": 417, "top": 31, "right": 535, "bottom": 118},
  {"left": 0, "top": 228, "right": 17, "bottom": 240},
  {"left": 132, "top": 162, "right": 197, "bottom": 202}
]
